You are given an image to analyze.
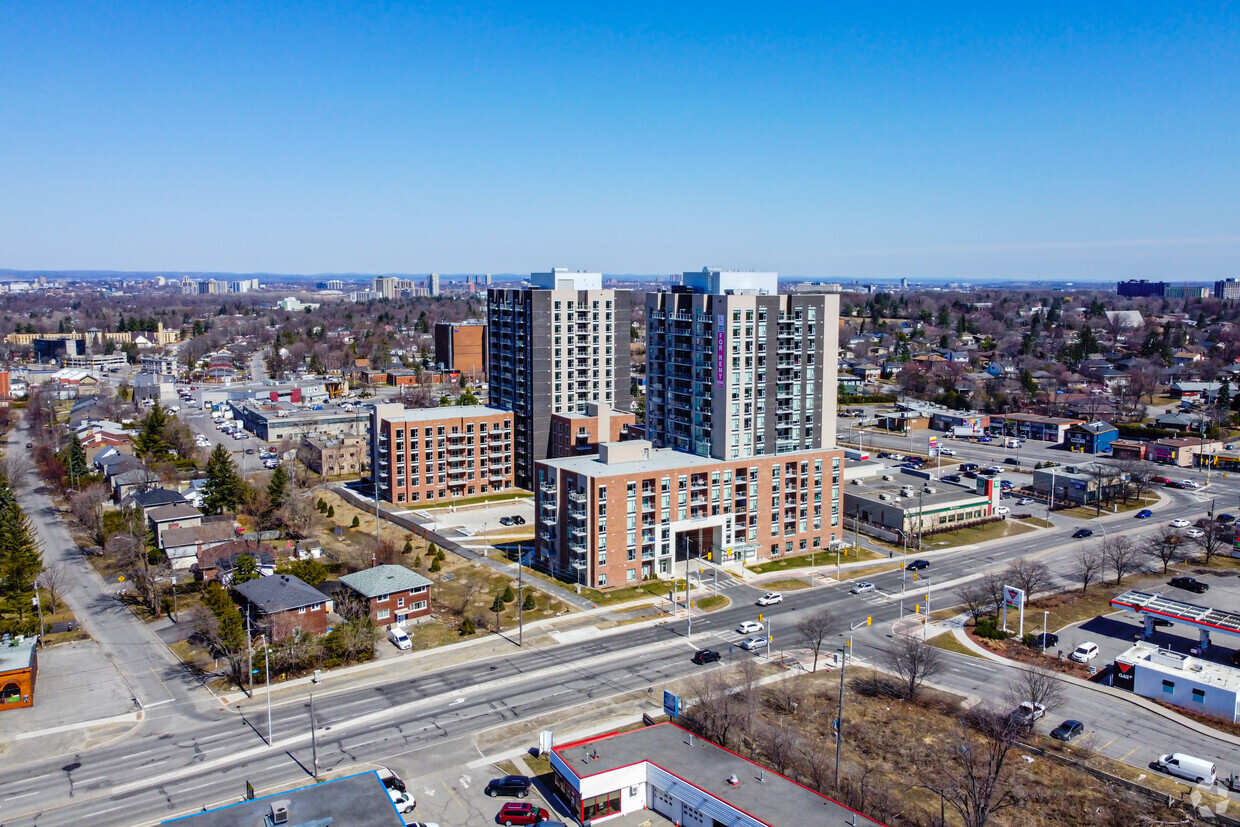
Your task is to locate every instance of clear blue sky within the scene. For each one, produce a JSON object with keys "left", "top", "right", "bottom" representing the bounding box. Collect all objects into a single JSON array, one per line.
[{"left": 2, "top": 2, "right": 1238, "bottom": 279}]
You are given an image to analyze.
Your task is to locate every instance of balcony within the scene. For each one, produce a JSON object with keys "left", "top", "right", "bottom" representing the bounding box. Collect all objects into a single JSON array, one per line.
[
  {"left": 568, "top": 490, "right": 587, "bottom": 504},
  {"left": 540, "top": 481, "right": 557, "bottom": 494},
  {"left": 568, "top": 539, "right": 588, "bottom": 554}
]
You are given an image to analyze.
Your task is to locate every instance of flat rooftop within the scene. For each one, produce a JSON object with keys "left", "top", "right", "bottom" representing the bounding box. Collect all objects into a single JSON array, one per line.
[
  {"left": 376, "top": 404, "right": 509, "bottom": 423},
  {"left": 0, "top": 636, "right": 37, "bottom": 673},
  {"left": 844, "top": 470, "right": 987, "bottom": 510},
  {"left": 1117, "top": 642, "right": 1240, "bottom": 692},
  {"left": 161, "top": 771, "right": 402, "bottom": 826},
  {"left": 540, "top": 445, "right": 840, "bottom": 478},
  {"left": 556, "top": 723, "right": 883, "bottom": 827}
]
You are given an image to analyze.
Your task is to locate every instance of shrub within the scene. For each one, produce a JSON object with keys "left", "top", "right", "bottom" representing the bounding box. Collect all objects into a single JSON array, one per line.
[
  {"left": 413, "top": 555, "right": 423, "bottom": 569},
  {"left": 429, "top": 557, "right": 441, "bottom": 573},
  {"left": 403, "top": 538, "right": 413, "bottom": 554},
  {"left": 974, "top": 618, "right": 1013, "bottom": 640},
  {"left": 459, "top": 616, "right": 476, "bottom": 635},
  {"left": 316, "top": 498, "right": 327, "bottom": 513},
  {"left": 501, "top": 585, "right": 515, "bottom": 603},
  {"left": 326, "top": 505, "right": 334, "bottom": 519},
  {"left": 522, "top": 592, "right": 536, "bottom": 611},
  {"left": 350, "top": 515, "right": 360, "bottom": 528}
]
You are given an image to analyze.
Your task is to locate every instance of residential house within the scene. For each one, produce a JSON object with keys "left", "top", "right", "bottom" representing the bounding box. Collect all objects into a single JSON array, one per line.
[
  {"left": 837, "top": 374, "right": 863, "bottom": 395},
  {"left": 1065, "top": 421, "right": 1119, "bottom": 454},
  {"left": 1169, "top": 381, "right": 1221, "bottom": 401},
  {"left": 146, "top": 504, "right": 203, "bottom": 547},
  {"left": 337, "top": 565, "right": 433, "bottom": 628},
  {"left": 111, "top": 465, "right": 160, "bottom": 502},
  {"left": 233, "top": 574, "right": 330, "bottom": 640},
  {"left": 195, "top": 539, "right": 279, "bottom": 583},
  {"left": 1172, "top": 351, "right": 1204, "bottom": 366},
  {"left": 297, "top": 433, "right": 366, "bottom": 477},
  {"left": 127, "top": 487, "right": 189, "bottom": 522},
  {"left": 161, "top": 522, "right": 238, "bottom": 570},
  {"left": 1155, "top": 411, "right": 1203, "bottom": 432},
  {"left": 853, "top": 363, "right": 882, "bottom": 383}
]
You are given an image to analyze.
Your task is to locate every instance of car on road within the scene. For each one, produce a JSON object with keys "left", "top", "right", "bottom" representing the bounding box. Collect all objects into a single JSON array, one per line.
[
  {"left": 1051, "top": 720, "right": 1085, "bottom": 742},
  {"left": 498, "top": 802, "right": 549, "bottom": 825},
  {"left": 1185, "top": 528, "right": 1205, "bottom": 539},
  {"left": 499, "top": 516, "right": 515, "bottom": 527},
  {"left": 1069, "top": 642, "right": 1099, "bottom": 663},
  {"left": 1180, "top": 480, "right": 1200, "bottom": 488},
  {"left": 977, "top": 436, "right": 993, "bottom": 443},
  {"left": 389, "top": 788, "right": 416, "bottom": 814},
  {"left": 1170, "top": 519, "right": 1190, "bottom": 528},
  {"left": 244, "top": 448, "right": 255, "bottom": 454},
  {"left": 736, "top": 620, "right": 764, "bottom": 635},
  {"left": 1072, "top": 528, "right": 1093, "bottom": 539},
  {"left": 939, "top": 448, "right": 956, "bottom": 456},
  {"left": 1004, "top": 458, "right": 1021, "bottom": 466},
  {"left": 1169, "top": 576, "right": 1209, "bottom": 593},
  {"left": 756, "top": 592, "right": 783, "bottom": 606},
  {"left": 1136, "top": 509, "right": 1153, "bottom": 519},
  {"left": 906, "top": 559, "right": 929, "bottom": 572},
  {"left": 995, "top": 506, "right": 1010, "bottom": 515},
  {"left": 485, "top": 775, "right": 532, "bottom": 798},
  {"left": 1016, "top": 497, "right": 1035, "bottom": 506},
  {"left": 1151, "top": 476, "right": 1172, "bottom": 484},
  {"left": 692, "top": 649, "right": 722, "bottom": 665},
  {"left": 942, "top": 474, "right": 962, "bottom": 483},
  {"left": 740, "top": 636, "right": 767, "bottom": 651},
  {"left": 1219, "top": 513, "right": 1236, "bottom": 523},
  {"left": 512, "top": 515, "right": 526, "bottom": 525},
  {"left": 850, "top": 582, "right": 876, "bottom": 594},
  {"left": 1030, "top": 632, "right": 1059, "bottom": 649},
  {"left": 959, "top": 463, "right": 979, "bottom": 472},
  {"left": 1010, "top": 701, "right": 1046, "bottom": 728}
]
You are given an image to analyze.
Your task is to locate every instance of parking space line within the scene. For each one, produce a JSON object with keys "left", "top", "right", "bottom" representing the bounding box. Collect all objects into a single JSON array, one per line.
[{"left": 1096, "top": 737, "right": 1117, "bottom": 752}]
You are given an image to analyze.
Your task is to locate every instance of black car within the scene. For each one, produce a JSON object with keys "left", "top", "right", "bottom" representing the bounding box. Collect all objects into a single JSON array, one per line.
[
  {"left": 1072, "top": 528, "right": 1093, "bottom": 539},
  {"left": 959, "top": 463, "right": 979, "bottom": 472},
  {"left": 942, "top": 474, "right": 961, "bottom": 483},
  {"left": 485, "top": 775, "right": 532, "bottom": 798},
  {"left": 1219, "top": 513, "right": 1237, "bottom": 524},
  {"left": 906, "top": 559, "right": 930, "bottom": 572},
  {"left": 692, "top": 649, "right": 722, "bottom": 665},
  {"left": 1230, "top": 650, "right": 1240, "bottom": 667},
  {"left": 1030, "top": 632, "right": 1059, "bottom": 649},
  {"left": 963, "top": 471, "right": 978, "bottom": 479},
  {"left": 1050, "top": 720, "right": 1084, "bottom": 742},
  {"left": 1153, "top": 618, "right": 1174, "bottom": 628},
  {"left": 1169, "top": 576, "right": 1209, "bottom": 594},
  {"left": 512, "top": 515, "right": 526, "bottom": 525},
  {"left": 1004, "top": 457, "right": 1021, "bottom": 466}
]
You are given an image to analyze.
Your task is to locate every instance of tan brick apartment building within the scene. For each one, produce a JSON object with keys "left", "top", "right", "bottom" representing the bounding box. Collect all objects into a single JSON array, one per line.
[
  {"left": 298, "top": 433, "right": 366, "bottom": 477},
  {"left": 535, "top": 440, "right": 844, "bottom": 588},
  {"left": 370, "top": 403, "right": 514, "bottom": 505}
]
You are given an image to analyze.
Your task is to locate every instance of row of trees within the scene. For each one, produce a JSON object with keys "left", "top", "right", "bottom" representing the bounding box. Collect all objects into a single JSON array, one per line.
[{"left": 0, "top": 470, "right": 43, "bottom": 635}]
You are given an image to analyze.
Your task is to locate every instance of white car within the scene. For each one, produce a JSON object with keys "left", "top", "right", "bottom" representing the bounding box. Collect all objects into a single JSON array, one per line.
[
  {"left": 1185, "top": 528, "right": 1205, "bottom": 539},
  {"left": 850, "top": 582, "right": 876, "bottom": 595},
  {"left": 388, "top": 788, "right": 416, "bottom": 814},
  {"left": 938, "top": 448, "right": 956, "bottom": 456},
  {"left": 739, "top": 636, "right": 767, "bottom": 651},
  {"left": 1180, "top": 480, "right": 1199, "bottom": 489},
  {"left": 1016, "top": 497, "right": 1035, "bottom": 506},
  {"left": 1069, "top": 642, "right": 1099, "bottom": 663},
  {"left": 756, "top": 592, "right": 783, "bottom": 606},
  {"left": 736, "top": 620, "right": 764, "bottom": 635},
  {"left": 995, "top": 506, "right": 1010, "bottom": 515},
  {"left": 1170, "top": 519, "right": 1190, "bottom": 528}
]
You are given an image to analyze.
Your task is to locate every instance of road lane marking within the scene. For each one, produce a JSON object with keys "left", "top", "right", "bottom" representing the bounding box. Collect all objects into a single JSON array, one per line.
[{"left": 4, "top": 791, "right": 39, "bottom": 801}]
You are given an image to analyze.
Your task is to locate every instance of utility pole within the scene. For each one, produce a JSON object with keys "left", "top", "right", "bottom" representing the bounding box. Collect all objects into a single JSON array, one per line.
[
  {"left": 265, "top": 646, "right": 272, "bottom": 745},
  {"left": 517, "top": 544, "right": 524, "bottom": 647},
  {"left": 834, "top": 646, "right": 846, "bottom": 789},
  {"left": 246, "top": 608, "right": 254, "bottom": 697},
  {"left": 309, "top": 692, "right": 318, "bottom": 776}
]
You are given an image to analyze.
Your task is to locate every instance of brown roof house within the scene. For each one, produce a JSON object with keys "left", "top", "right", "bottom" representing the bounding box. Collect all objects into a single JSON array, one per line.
[
  {"left": 234, "top": 574, "right": 331, "bottom": 640},
  {"left": 162, "top": 522, "right": 239, "bottom": 571},
  {"left": 194, "top": 539, "right": 278, "bottom": 583},
  {"left": 337, "top": 565, "right": 433, "bottom": 628}
]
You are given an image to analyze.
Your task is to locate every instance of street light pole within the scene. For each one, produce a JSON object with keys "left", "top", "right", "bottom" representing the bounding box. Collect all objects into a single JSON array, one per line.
[
  {"left": 834, "top": 646, "right": 846, "bottom": 789},
  {"left": 1042, "top": 610, "right": 1049, "bottom": 655},
  {"left": 265, "top": 647, "right": 272, "bottom": 745}
]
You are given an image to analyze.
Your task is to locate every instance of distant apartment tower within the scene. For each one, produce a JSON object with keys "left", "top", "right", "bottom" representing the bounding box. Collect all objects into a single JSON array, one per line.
[
  {"left": 487, "top": 268, "right": 632, "bottom": 489},
  {"left": 324, "top": 279, "right": 344, "bottom": 291},
  {"left": 1164, "top": 285, "right": 1209, "bottom": 300},
  {"left": 370, "top": 403, "right": 514, "bottom": 504},
  {"left": 1117, "top": 279, "right": 1167, "bottom": 298},
  {"left": 373, "top": 276, "right": 399, "bottom": 299},
  {"left": 1216, "top": 279, "right": 1240, "bottom": 300},
  {"left": 645, "top": 268, "right": 839, "bottom": 460},
  {"left": 428, "top": 273, "right": 440, "bottom": 296},
  {"left": 434, "top": 320, "right": 487, "bottom": 375}
]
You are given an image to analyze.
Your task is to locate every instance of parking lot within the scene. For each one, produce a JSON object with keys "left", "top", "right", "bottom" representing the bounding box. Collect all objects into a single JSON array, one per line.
[{"left": 422, "top": 498, "right": 535, "bottom": 539}]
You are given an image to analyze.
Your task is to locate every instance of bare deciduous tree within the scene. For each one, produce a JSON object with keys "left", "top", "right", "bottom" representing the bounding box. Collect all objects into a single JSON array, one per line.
[
  {"left": 1071, "top": 546, "right": 1104, "bottom": 593},
  {"left": 455, "top": 575, "right": 486, "bottom": 614},
  {"left": 69, "top": 483, "right": 110, "bottom": 545},
  {"left": 275, "top": 488, "right": 316, "bottom": 538},
  {"left": 1143, "top": 527, "right": 1184, "bottom": 575},
  {"left": 795, "top": 608, "right": 838, "bottom": 672},
  {"left": 757, "top": 721, "right": 798, "bottom": 775},
  {"left": 955, "top": 582, "right": 997, "bottom": 624},
  {"left": 1194, "top": 519, "right": 1229, "bottom": 565},
  {"left": 1102, "top": 535, "right": 1141, "bottom": 585},
  {"left": 920, "top": 710, "right": 1022, "bottom": 827},
  {"left": 1002, "top": 557, "right": 1054, "bottom": 600},
  {"left": 883, "top": 635, "right": 942, "bottom": 700},
  {"left": 682, "top": 672, "right": 743, "bottom": 749},
  {"left": 798, "top": 740, "right": 834, "bottom": 794},
  {"left": 0, "top": 451, "right": 34, "bottom": 490},
  {"left": 1003, "top": 664, "right": 1066, "bottom": 718},
  {"left": 38, "top": 563, "right": 71, "bottom": 614}
]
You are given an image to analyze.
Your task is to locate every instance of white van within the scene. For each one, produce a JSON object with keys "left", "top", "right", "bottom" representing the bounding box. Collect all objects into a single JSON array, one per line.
[
  {"left": 387, "top": 627, "right": 411, "bottom": 650},
  {"left": 1069, "top": 642, "right": 1099, "bottom": 663},
  {"left": 1157, "top": 753, "right": 1216, "bottom": 785}
]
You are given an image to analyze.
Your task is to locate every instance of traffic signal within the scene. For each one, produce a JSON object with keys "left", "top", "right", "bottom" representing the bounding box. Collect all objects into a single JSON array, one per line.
[
  {"left": 706, "top": 552, "right": 712, "bottom": 561},
  {"left": 913, "top": 573, "right": 918, "bottom": 581},
  {"left": 866, "top": 616, "right": 872, "bottom": 626},
  {"left": 914, "top": 605, "right": 921, "bottom": 613},
  {"left": 758, "top": 613, "right": 764, "bottom": 622}
]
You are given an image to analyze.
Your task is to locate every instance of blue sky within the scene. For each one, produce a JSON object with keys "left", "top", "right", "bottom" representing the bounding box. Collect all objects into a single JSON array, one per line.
[{"left": 1, "top": 2, "right": 1237, "bottom": 279}]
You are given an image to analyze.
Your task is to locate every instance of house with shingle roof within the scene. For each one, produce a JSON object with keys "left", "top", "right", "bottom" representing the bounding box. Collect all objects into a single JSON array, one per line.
[
  {"left": 233, "top": 574, "right": 329, "bottom": 640},
  {"left": 337, "top": 565, "right": 433, "bottom": 628}
]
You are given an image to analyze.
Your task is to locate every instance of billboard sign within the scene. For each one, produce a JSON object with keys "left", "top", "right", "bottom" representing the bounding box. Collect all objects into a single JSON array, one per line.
[
  {"left": 663, "top": 690, "right": 680, "bottom": 719},
  {"left": 715, "top": 315, "right": 726, "bottom": 386},
  {"left": 928, "top": 436, "right": 938, "bottom": 458}
]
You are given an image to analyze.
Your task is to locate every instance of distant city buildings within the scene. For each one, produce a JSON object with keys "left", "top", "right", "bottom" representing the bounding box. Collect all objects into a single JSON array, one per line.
[
  {"left": 180, "top": 276, "right": 260, "bottom": 295},
  {"left": 1116, "top": 279, "right": 1234, "bottom": 300}
]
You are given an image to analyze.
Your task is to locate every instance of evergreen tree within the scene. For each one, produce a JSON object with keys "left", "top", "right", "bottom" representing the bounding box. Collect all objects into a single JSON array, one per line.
[
  {"left": 67, "top": 434, "right": 88, "bottom": 481},
  {"left": 266, "top": 465, "right": 289, "bottom": 514},
  {"left": 350, "top": 515, "right": 360, "bottom": 528},
  {"left": 1218, "top": 378, "right": 1232, "bottom": 411},
  {"left": 134, "top": 404, "right": 172, "bottom": 459},
  {"left": 457, "top": 387, "right": 480, "bottom": 406},
  {"left": 326, "top": 505, "right": 334, "bottom": 519},
  {"left": 522, "top": 592, "right": 536, "bottom": 611},
  {"left": 202, "top": 444, "right": 244, "bottom": 515},
  {"left": 232, "top": 553, "right": 260, "bottom": 585},
  {"left": 0, "top": 479, "right": 42, "bottom": 613},
  {"left": 501, "top": 584, "right": 515, "bottom": 602}
]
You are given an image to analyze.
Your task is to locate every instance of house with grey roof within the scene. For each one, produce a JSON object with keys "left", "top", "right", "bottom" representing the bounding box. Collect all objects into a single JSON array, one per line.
[
  {"left": 233, "top": 574, "right": 330, "bottom": 640},
  {"left": 161, "top": 521, "right": 238, "bottom": 570},
  {"left": 337, "top": 565, "right": 432, "bottom": 628},
  {"left": 145, "top": 503, "right": 203, "bottom": 548},
  {"left": 127, "top": 487, "right": 189, "bottom": 522}
]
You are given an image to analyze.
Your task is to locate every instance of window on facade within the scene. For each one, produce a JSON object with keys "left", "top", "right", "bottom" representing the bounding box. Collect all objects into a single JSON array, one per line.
[
  {"left": 1192, "top": 688, "right": 1205, "bottom": 703},
  {"left": 377, "top": 609, "right": 390, "bottom": 620},
  {"left": 412, "top": 600, "right": 427, "bottom": 611},
  {"left": 583, "top": 791, "right": 622, "bottom": 820},
  {"left": 1162, "top": 680, "right": 1175, "bottom": 694}
]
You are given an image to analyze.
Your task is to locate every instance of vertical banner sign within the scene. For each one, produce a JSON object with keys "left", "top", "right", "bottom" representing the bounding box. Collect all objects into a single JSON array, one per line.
[
  {"left": 715, "top": 315, "right": 726, "bottom": 387},
  {"left": 1002, "top": 585, "right": 1026, "bottom": 637},
  {"left": 663, "top": 690, "right": 680, "bottom": 719},
  {"left": 928, "top": 436, "right": 938, "bottom": 458}
]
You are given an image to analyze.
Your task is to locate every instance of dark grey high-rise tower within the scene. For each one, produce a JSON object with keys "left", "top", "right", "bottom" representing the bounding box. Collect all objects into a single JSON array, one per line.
[
  {"left": 645, "top": 268, "right": 839, "bottom": 460},
  {"left": 487, "top": 268, "right": 632, "bottom": 489}
]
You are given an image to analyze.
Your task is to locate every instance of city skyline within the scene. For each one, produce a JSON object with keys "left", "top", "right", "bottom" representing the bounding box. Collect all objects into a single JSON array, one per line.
[{"left": 2, "top": 3, "right": 1237, "bottom": 278}]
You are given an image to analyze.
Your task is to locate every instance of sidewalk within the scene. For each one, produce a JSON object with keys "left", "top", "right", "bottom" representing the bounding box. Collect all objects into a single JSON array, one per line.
[{"left": 949, "top": 617, "right": 1240, "bottom": 749}]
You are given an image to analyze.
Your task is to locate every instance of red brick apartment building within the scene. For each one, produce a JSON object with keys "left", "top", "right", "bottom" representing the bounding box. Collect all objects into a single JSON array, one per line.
[
  {"left": 535, "top": 440, "right": 844, "bottom": 588},
  {"left": 370, "top": 403, "right": 514, "bottom": 505},
  {"left": 549, "top": 401, "right": 636, "bottom": 458}
]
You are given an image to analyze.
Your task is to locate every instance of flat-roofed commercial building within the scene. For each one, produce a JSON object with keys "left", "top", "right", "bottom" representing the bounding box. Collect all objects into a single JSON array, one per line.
[
  {"left": 535, "top": 440, "right": 843, "bottom": 587},
  {"left": 488, "top": 268, "right": 632, "bottom": 489},
  {"left": 434, "top": 319, "right": 487, "bottom": 375},
  {"left": 370, "top": 403, "right": 514, "bottom": 505},
  {"left": 842, "top": 470, "right": 999, "bottom": 544}
]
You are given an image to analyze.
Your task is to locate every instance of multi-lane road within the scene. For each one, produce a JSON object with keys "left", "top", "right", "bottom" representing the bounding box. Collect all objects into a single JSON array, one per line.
[{"left": 4, "top": 420, "right": 1240, "bottom": 824}]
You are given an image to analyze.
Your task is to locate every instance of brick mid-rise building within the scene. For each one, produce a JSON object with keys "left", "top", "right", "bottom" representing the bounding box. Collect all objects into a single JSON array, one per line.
[
  {"left": 535, "top": 440, "right": 843, "bottom": 588},
  {"left": 549, "top": 401, "right": 636, "bottom": 458},
  {"left": 434, "top": 319, "right": 487, "bottom": 376},
  {"left": 370, "top": 403, "right": 514, "bottom": 505},
  {"left": 298, "top": 433, "right": 366, "bottom": 477}
]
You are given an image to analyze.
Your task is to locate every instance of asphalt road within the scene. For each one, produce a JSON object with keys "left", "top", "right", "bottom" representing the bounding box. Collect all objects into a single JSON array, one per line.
[{"left": 4, "top": 422, "right": 1240, "bottom": 823}]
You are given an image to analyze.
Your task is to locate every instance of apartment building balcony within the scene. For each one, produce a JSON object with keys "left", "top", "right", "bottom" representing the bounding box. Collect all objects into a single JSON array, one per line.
[
  {"left": 539, "top": 530, "right": 555, "bottom": 544},
  {"left": 540, "top": 481, "right": 557, "bottom": 494},
  {"left": 568, "top": 538, "right": 588, "bottom": 554},
  {"left": 569, "top": 525, "right": 588, "bottom": 542},
  {"left": 568, "top": 490, "right": 587, "bottom": 504}
]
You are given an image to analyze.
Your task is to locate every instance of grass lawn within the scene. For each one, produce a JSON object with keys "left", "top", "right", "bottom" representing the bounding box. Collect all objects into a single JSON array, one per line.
[
  {"left": 930, "top": 631, "right": 985, "bottom": 658},
  {"left": 760, "top": 578, "right": 812, "bottom": 591},
  {"left": 921, "top": 518, "right": 1035, "bottom": 549},
  {"left": 1057, "top": 496, "right": 1157, "bottom": 519},
  {"left": 747, "top": 546, "right": 881, "bottom": 574},
  {"left": 696, "top": 595, "right": 730, "bottom": 612},
  {"left": 528, "top": 575, "right": 692, "bottom": 607},
  {"left": 1018, "top": 517, "right": 1054, "bottom": 528},
  {"left": 422, "top": 491, "right": 530, "bottom": 510}
]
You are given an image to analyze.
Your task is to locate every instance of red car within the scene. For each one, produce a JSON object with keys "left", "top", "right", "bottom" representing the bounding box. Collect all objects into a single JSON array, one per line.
[{"left": 498, "top": 802, "right": 550, "bottom": 826}]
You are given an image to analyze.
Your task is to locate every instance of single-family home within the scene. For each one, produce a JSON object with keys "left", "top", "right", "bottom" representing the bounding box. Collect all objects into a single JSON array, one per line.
[
  {"left": 161, "top": 522, "right": 238, "bottom": 570},
  {"left": 337, "top": 565, "right": 433, "bottom": 628},
  {"left": 194, "top": 539, "right": 278, "bottom": 582},
  {"left": 145, "top": 504, "right": 203, "bottom": 548},
  {"left": 233, "top": 574, "right": 330, "bottom": 640},
  {"left": 127, "top": 488, "right": 189, "bottom": 522}
]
